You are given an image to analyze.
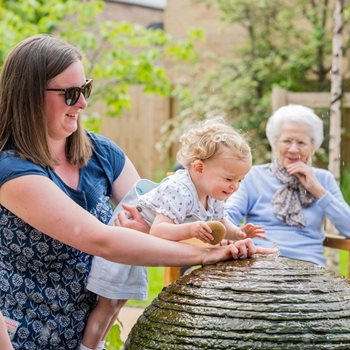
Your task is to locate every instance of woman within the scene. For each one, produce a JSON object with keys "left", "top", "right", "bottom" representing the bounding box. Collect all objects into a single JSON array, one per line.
[
  {"left": 226, "top": 104, "right": 350, "bottom": 266},
  {"left": 0, "top": 34, "right": 274, "bottom": 350}
]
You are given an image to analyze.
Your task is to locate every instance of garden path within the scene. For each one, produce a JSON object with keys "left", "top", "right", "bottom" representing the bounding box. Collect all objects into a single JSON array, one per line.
[{"left": 119, "top": 306, "right": 144, "bottom": 342}]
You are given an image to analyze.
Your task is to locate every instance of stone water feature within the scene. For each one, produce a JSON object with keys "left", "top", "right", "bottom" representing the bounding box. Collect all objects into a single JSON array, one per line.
[{"left": 125, "top": 255, "right": 350, "bottom": 349}]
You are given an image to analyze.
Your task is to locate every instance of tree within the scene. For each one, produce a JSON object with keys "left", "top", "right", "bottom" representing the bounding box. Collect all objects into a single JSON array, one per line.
[
  {"left": 0, "top": 0, "right": 202, "bottom": 130},
  {"left": 326, "top": 0, "right": 344, "bottom": 273},
  {"left": 159, "top": 0, "right": 337, "bottom": 164},
  {"left": 329, "top": 0, "right": 344, "bottom": 183}
]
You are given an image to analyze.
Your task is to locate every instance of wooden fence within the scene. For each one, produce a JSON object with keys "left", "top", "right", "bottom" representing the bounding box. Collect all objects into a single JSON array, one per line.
[
  {"left": 272, "top": 87, "right": 350, "bottom": 166},
  {"left": 100, "top": 86, "right": 172, "bottom": 180},
  {"left": 271, "top": 87, "right": 350, "bottom": 110}
]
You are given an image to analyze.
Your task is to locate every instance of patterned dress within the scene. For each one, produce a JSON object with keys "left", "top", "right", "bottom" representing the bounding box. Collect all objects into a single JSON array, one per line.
[{"left": 0, "top": 132, "right": 125, "bottom": 350}]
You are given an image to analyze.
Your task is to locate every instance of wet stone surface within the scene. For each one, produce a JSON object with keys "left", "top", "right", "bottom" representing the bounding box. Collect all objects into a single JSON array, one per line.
[{"left": 125, "top": 256, "right": 350, "bottom": 349}]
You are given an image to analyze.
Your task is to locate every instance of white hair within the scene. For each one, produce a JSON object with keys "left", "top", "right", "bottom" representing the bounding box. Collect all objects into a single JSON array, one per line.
[{"left": 266, "top": 104, "right": 324, "bottom": 151}]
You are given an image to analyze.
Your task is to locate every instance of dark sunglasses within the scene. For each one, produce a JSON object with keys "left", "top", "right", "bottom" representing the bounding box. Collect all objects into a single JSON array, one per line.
[{"left": 46, "top": 79, "right": 93, "bottom": 106}]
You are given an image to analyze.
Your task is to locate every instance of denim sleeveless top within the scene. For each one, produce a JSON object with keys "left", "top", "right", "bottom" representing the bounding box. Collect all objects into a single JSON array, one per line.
[{"left": 0, "top": 132, "right": 125, "bottom": 350}]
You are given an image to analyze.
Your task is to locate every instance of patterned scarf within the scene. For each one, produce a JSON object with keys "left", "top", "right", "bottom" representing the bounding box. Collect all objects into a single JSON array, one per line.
[{"left": 269, "top": 158, "right": 316, "bottom": 228}]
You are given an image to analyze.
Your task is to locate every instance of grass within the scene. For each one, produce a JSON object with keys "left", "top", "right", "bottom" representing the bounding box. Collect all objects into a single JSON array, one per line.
[
  {"left": 126, "top": 266, "right": 165, "bottom": 308},
  {"left": 339, "top": 250, "right": 349, "bottom": 278},
  {"left": 339, "top": 168, "right": 350, "bottom": 279}
]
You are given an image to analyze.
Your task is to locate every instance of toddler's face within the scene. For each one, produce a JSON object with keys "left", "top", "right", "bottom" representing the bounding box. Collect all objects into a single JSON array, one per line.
[{"left": 200, "top": 147, "right": 251, "bottom": 201}]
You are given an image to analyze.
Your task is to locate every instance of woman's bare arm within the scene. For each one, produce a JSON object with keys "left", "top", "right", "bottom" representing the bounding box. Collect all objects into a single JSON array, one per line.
[
  {"left": 110, "top": 156, "right": 140, "bottom": 205},
  {"left": 0, "top": 175, "right": 276, "bottom": 267}
]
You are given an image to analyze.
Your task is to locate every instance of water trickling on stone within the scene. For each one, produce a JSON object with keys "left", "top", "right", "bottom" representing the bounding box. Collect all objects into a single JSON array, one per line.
[{"left": 125, "top": 255, "right": 350, "bottom": 349}]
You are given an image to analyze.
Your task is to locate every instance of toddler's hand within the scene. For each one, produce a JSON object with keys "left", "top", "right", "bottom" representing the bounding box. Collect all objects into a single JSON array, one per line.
[
  {"left": 190, "top": 221, "right": 214, "bottom": 243},
  {"left": 116, "top": 203, "right": 150, "bottom": 233},
  {"left": 240, "top": 223, "right": 266, "bottom": 239}
]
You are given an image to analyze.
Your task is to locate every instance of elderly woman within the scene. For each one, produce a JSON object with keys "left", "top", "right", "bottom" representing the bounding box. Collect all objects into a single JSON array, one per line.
[{"left": 226, "top": 104, "right": 350, "bottom": 266}]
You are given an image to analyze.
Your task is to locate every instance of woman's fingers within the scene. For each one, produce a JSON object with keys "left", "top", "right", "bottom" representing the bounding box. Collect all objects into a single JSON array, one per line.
[
  {"left": 227, "top": 238, "right": 253, "bottom": 259},
  {"left": 254, "top": 246, "right": 279, "bottom": 255},
  {"left": 202, "top": 239, "right": 279, "bottom": 265},
  {"left": 231, "top": 238, "right": 278, "bottom": 258},
  {"left": 233, "top": 239, "right": 248, "bottom": 258},
  {"left": 229, "top": 244, "right": 239, "bottom": 259}
]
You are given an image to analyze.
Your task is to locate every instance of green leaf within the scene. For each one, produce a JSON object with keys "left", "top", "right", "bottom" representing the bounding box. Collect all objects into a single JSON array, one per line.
[
  {"left": 0, "top": 0, "right": 201, "bottom": 133},
  {"left": 105, "top": 319, "right": 124, "bottom": 350}
]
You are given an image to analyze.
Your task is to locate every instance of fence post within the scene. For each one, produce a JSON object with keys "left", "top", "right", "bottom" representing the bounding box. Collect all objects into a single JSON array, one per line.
[{"left": 271, "top": 87, "right": 288, "bottom": 111}]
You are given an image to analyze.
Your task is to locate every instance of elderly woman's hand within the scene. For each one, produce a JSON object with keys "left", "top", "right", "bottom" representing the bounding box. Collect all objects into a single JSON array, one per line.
[
  {"left": 286, "top": 161, "right": 326, "bottom": 199},
  {"left": 202, "top": 238, "right": 278, "bottom": 265},
  {"left": 115, "top": 203, "right": 150, "bottom": 233}
]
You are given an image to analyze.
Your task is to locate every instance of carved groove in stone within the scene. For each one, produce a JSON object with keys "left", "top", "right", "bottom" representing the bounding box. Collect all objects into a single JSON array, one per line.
[{"left": 125, "top": 257, "right": 350, "bottom": 349}]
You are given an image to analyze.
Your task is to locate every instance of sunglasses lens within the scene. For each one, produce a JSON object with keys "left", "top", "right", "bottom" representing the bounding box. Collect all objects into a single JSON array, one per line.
[
  {"left": 82, "top": 81, "right": 92, "bottom": 100},
  {"left": 63, "top": 80, "right": 92, "bottom": 106},
  {"left": 65, "top": 87, "right": 81, "bottom": 106}
]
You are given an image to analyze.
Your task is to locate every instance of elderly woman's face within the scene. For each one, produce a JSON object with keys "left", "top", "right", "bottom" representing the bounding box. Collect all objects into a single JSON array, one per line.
[{"left": 275, "top": 123, "right": 314, "bottom": 168}]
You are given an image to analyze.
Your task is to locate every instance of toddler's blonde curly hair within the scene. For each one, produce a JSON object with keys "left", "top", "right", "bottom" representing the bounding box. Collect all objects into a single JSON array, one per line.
[{"left": 176, "top": 118, "right": 251, "bottom": 168}]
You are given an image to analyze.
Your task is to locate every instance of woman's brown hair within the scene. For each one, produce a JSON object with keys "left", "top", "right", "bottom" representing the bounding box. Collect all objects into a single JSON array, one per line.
[{"left": 0, "top": 34, "right": 92, "bottom": 168}]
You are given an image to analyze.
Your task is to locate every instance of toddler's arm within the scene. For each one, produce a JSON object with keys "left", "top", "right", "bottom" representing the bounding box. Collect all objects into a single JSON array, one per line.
[
  {"left": 222, "top": 218, "right": 266, "bottom": 241},
  {"left": 150, "top": 213, "right": 214, "bottom": 243}
]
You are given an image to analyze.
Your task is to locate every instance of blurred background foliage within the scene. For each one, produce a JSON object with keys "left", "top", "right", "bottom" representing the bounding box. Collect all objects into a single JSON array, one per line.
[
  {"left": 0, "top": 0, "right": 202, "bottom": 129},
  {"left": 158, "top": 0, "right": 350, "bottom": 166},
  {"left": 1, "top": 0, "right": 349, "bottom": 167}
]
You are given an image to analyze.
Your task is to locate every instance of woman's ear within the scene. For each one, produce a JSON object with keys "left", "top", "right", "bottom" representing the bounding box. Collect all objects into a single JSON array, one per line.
[
  {"left": 191, "top": 159, "right": 204, "bottom": 175},
  {"left": 307, "top": 149, "right": 316, "bottom": 165}
]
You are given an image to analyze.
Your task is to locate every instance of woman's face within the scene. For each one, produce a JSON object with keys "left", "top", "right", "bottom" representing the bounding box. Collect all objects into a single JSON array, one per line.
[
  {"left": 275, "top": 123, "right": 315, "bottom": 167},
  {"left": 45, "top": 60, "right": 88, "bottom": 141}
]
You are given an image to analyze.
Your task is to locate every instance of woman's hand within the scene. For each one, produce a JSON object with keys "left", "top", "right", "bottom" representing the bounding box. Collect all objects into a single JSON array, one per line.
[
  {"left": 286, "top": 161, "right": 325, "bottom": 198},
  {"left": 202, "top": 238, "right": 278, "bottom": 265},
  {"left": 116, "top": 203, "right": 150, "bottom": 233}
]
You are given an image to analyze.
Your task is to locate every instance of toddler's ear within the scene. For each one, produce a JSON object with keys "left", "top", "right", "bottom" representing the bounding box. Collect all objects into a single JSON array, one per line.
[{"left": 191, "top": 159, "right": 204, "bottom": 174}]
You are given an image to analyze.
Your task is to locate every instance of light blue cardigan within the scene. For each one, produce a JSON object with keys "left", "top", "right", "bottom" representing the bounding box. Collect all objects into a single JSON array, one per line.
[{"left": 225, "top": 164, "right": 350, "bottom": 266}]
